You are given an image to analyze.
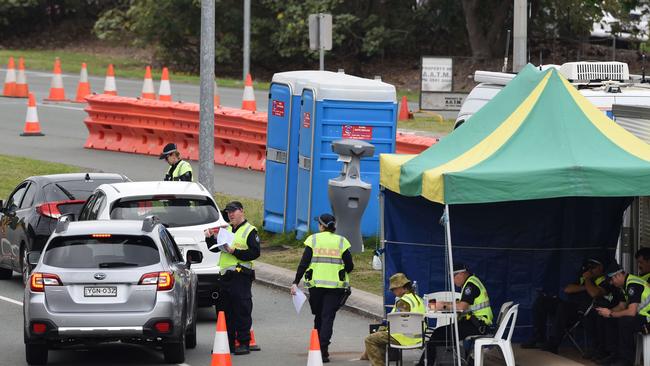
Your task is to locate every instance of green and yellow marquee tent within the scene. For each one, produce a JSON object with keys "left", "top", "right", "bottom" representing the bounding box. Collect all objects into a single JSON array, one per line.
[{"left": 381, "top": 64, "right": 650, "bottom": 204}]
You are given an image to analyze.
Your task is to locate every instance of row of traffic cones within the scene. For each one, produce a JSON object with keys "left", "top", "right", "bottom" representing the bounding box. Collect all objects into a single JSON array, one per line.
[
  {"left": 211, "top": 311, "right": 324, "bottom": 366},
  {"left": 2, "top": 57, "right": 254, "bottom": 110}
]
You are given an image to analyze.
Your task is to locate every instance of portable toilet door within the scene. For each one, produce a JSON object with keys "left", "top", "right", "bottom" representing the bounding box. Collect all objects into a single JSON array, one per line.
[{"left": 295, "top": 88, "right": 316, "bottom": 238}]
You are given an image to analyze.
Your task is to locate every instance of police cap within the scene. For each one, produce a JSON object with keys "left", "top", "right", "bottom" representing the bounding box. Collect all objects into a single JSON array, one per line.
[
  {"left": 224, "top": 201, "right": 244, "bottom": 212},
  {"left": 159, "top": 143, "right": 177, "bottom": 159},
  {"left": 606, "top": 263, "right": 623, "bottom": 279}
]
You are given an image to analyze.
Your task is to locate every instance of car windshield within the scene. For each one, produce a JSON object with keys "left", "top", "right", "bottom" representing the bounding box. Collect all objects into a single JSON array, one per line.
[
  {"left": 109, "top": 197, "right": 220, "bottom": 228},
  {"left": 43, "top": 235, "right": 160, "bottom": 269},
  {"left": 44, "top": 179, "right": 124, "bottom": 201}
]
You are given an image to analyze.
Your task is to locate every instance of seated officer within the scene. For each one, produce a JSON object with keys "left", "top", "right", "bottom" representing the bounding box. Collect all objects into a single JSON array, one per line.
[
  {"left": 522, "top": 258, "right": 606, "bottom": 353},
  {"left": 417, "top": 263, "right": 493, "bottom": 366},
  {"left": 364, "top": 273, "right": 425, "bottom": 366},
  {"left": 595, "top": 263, "right": 650, "bottom": 366}
]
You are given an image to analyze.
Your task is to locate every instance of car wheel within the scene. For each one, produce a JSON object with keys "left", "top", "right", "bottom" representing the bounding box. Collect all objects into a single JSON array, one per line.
[
  {"left": 25, "top": 343, "right": 48, "bottom": 365},
  {"left": 185, "top": 302, "right": 198, "bottom": 349},
  {"left": 21, "top": 246, "right": 30, "bottom": 286},
  {"left": 0, "top": 266, "right": 12, "bottom": 280},
  {"left": 163, "top": 334, "right": 185, "bottom": 364}
]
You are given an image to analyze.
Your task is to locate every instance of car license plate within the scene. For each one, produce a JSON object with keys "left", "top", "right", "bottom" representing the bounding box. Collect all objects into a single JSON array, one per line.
[{"left": 84, "top": 286, "right": 117, "bottom": 297}]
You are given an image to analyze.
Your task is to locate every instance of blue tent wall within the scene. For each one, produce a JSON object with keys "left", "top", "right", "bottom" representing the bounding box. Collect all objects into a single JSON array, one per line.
[{"left": 383, "top": 189, "right": 631, "bottom": 339}]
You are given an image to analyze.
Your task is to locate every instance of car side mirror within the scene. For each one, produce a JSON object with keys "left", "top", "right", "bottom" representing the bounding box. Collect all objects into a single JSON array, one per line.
[
  {"left": 27, "top": 251, "right": 41, "bottom": 266},
  {"left": 5, "top": 204, "right": 17, "bottom": 216},
  {"left": 185, "top": 250, "right": 203, "bottom": 267}
]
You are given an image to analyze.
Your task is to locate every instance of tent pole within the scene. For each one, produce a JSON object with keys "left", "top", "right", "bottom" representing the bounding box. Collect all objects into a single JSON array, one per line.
[
  {"left": 444, "top": 204, "right": 462, "bottom": 366},
  {"left": 380, "top": 188, "right": 386, "bottom": 312}
]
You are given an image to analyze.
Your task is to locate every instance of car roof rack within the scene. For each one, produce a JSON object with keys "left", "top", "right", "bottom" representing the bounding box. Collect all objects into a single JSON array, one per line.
[
  {"left": 55, "top": 216, "right": 71, "bottom": 233},
  {"left": 142, "top": 215, "right": 160, "bottom": 232}
]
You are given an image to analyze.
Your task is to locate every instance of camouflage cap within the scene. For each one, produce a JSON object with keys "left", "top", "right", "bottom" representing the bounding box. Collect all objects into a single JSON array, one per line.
[{"left": 389, "top": 273, "right": 411, "bottom": 290}]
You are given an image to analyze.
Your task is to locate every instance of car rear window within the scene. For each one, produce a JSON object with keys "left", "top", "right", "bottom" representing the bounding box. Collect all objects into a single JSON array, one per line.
[
  {"left": 110, "top": 197, "right": 220, "bottom": 228},
  {"left": 43, "top": 235, "right": 160, "bottom": 269},
  {"left": 44, "top": 179, "right": 124, "bottom": 202}
]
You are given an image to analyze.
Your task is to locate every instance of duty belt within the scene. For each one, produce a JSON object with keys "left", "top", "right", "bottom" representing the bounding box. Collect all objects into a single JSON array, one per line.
[{"left": 220, "top": 262, "right": 253, "bottom": 275}]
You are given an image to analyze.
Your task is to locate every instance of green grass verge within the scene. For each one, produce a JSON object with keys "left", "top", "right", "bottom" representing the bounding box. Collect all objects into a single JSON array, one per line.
[
  {"left": 0, "top": 49, "right": 269, "bottom": 90},
  {"left": 398, "top": 116, "right": 455, "bottom": 134},
  {"left": 0, "top": 154, "right": 383, "bottom": 294}
]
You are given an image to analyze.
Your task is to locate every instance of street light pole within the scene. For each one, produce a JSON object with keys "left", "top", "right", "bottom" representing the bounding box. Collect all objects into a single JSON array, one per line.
[
  {"left": 199, "top": 0, "right": 215, "bottom": 194},
  {"left": 243, "top": 0, "right": 250, "bottom": 80}
]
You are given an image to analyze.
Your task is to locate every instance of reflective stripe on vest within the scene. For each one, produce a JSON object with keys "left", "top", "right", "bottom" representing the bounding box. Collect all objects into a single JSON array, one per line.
[
  {"left": 303, "top": 232, "right": 350, "bottom": 289},
  {"left": 625, "top": 274, "right": 650, "bottom": 318},
  {"left": 218, "top": 222, "right": 255, "bottom": 275},
  {"left": 390, "top": 292, "right": 426, "bottom": 346},
  {"left": 461, "top": 275, "right": 493, "bottom": 325}
]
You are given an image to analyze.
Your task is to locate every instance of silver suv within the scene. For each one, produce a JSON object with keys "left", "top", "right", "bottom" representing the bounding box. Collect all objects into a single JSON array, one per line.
[{"left": 23, "top": 217, "right": 203, "bottom": 365}]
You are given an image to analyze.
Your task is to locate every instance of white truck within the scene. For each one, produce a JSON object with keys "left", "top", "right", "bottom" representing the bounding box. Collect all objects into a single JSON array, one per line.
[{"left": 455, "top": 61, "right": 650, "bottom": 129}]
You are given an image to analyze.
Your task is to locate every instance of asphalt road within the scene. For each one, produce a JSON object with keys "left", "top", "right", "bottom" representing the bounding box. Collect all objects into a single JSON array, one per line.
[
  {"left": 0, "top": 69, "right": 266, "bottom": 199},
  {"left": 0, "top": 272, "right": 374, "bottom": 366}
]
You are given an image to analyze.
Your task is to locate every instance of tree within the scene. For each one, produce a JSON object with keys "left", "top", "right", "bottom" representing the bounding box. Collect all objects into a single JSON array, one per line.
[{"left": 461, "top": 0, "right": 512, "bottom": 59}]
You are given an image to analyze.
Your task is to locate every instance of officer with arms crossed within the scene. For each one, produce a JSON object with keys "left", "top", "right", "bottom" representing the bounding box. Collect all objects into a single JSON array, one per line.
[
  {"left": 418, "top": 263, "right": 493, "bottom": 366},
  {"left": 204, "top": 201, "right": 260, "bottom": 355},
  {"left": 291, "top": 213, "right": 354, "bottom": 363},
  {"left": 364, "top": 273, "right": 425, "bottom": 366},
  {"left": 596, "top": 263, "right": 650, "bottom": 366},
  {"left": 160, "top": 142, "right": 193, "bottom": 181}
]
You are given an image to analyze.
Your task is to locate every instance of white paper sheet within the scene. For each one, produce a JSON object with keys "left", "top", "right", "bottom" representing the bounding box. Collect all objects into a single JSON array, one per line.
[
  {"left": 208, "top": 228, "right": 235, "bottom": 250},
  {"left": 292, "top": 287, "right": 307, "bottom": 314}
]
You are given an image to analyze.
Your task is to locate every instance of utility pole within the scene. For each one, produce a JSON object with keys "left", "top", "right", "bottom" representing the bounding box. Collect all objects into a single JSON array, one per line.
[
  {"left": 512, "top": 0, "right": 527, "bottom": 72},
  {"left": 243, "top": 0, "right": 250, "bottom": 80},
  {"left": 199, "top": 0, "right": 215, "bottom": 194}
]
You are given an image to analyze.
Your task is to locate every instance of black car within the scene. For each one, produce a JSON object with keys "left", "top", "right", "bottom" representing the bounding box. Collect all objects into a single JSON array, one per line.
[{"left": 0, "top": 173, "right": 129, "bottom": 284}]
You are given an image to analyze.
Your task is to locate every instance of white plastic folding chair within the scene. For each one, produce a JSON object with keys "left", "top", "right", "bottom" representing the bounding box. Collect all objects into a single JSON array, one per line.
[
  {"left": 635, "top": 332, "right": 650, "bottom": 366},
  {"left": 473, "top": 304, "right": 519, "bottom": 366},
  {"left": 386, "top": 312, "right": 426, "bottom": 366}
]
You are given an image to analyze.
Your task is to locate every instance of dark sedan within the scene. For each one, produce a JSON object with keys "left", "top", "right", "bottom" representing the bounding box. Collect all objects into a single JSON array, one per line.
[{"left": 0, "top": 173, "right": 129, "bottom": 284}]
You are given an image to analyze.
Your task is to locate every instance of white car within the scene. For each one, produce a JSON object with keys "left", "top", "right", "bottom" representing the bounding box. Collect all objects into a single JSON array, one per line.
[{"left": 77, "top": 181, "right": 228, "bottom": 306}]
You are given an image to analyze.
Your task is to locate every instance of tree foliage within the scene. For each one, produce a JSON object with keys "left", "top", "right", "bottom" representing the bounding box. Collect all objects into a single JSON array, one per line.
[{"left": 0, "top": 0, "right": 645, "bottom": 71}]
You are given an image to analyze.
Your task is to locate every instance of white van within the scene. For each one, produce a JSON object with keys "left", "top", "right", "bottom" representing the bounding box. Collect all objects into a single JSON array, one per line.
[{"left": 455, "top": 61, "right": 650, "bottom": 129}]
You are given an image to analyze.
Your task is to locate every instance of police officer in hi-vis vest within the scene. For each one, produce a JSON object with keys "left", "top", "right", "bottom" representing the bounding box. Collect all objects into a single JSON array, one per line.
[
  {"left": 596, "top": 263, "right": 650, "bottom": 366},
  {"left": 364, "top": 273, "right": 425, "bottom": 366},
  {"left": 159, "top": 143, "right": 193, "bottom": 181},
  {"left": 291, "top": 213, "right": 354, "bottom": 363},
  {"left": 636, "top": 248, "right": 650, "bottom": 283},
  {"left": 418, "top": 263, "right": 493, "bottom": 366},
  {"left": 204, "top": 201, "right": 260, "bottom": 355}
]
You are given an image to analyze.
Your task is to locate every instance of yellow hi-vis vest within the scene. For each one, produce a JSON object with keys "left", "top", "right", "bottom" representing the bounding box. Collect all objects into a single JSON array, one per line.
[
  {"left": 218, "top": 222, "right": 255, "bottom": 275},
  {"left": 390, "top": 292, "right": 426, "bottom": 346},
  {"left": 461, "top": 275, "right": 493, "bottom": 325},
  {"left": 167, "top": 160, "right": 193, "bottom": 181},
  {"left": 624, "top": 274, "right": 650, "bottom": 319},
  {"left": 641, "top": 272, "right": 650, "bottom": 283},
  {"left": 303, "top": 232, "right": 351, "bottom": 289}
]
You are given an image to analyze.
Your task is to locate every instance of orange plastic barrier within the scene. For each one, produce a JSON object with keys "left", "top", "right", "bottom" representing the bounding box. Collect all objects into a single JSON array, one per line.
[{"left": 83, "top": 95, "right": 435, "bottom": 172}]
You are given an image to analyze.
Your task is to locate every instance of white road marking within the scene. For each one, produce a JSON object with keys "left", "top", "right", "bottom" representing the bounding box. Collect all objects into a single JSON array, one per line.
[
  {"left": 0, "top": 295, "right": 22, "bottom": 306},
  {"left": 38, "top": 103, "right": 85, "bottom": 111}
]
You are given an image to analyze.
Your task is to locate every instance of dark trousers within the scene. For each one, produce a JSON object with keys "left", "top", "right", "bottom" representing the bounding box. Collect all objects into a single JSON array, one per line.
[
  {"left": 594, "top": 315, "right": 618, "bottom": 357},
  {"left": 308, "top": 287, "right": 345, "bottom": 356},
  {"left": 530, "top": 294, "right": 583, "bottom": 346},
  {"left": 617, "top": 315, "right": 648, "bottom": 365},
  {"left": 419, "top": 319, "right": 482, "bottom": 366},
  {"left": 216, "top": 271, "right": 253, "bottom": 348}
]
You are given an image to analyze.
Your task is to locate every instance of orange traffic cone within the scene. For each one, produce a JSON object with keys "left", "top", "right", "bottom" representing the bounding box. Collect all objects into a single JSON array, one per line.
[
  {"left": 214, "top": 79, "right": 221, "bottom": 107},
  {"left": 3, "top": 56, "right": 16, "bottom": 97},
  {"left": 211, "top": 311, "right": 232, "bottom": 366},
  {"left": 307, "top": 329, "right": 323, "bottom": 366},
  {"left": 73, "top": 63, "right": 91, "bottom": 103},
  {"left": 398, "top": 95, "right": 412, "bottom": 121},
  {"left": 21, "top": 93, "right": 43, "bottom": 136},
  {"left": 45, "top": 57, "right": 68, "bottom": 102},
  {"left": 158, "top": 67, "right": 172, "bottom": 101},
  {"left": 234, "top": 327, "right": 261, "bottom": 351},
  {"left": 103, "top": 64, "right": 117, "bottom": 95},
  {"left": 15, "top": 57, "right": 28, "bottom": 98},
  {"left": 141, "top": 65, "right": 155, "bottom": 99},
  {"left": 241, "top": 73, "right": 256, "bottom": 112}
]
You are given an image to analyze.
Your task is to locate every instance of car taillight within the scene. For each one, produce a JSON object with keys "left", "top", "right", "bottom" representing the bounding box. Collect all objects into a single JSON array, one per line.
[
  {"left": 36, "top": 200, "right": 85, "bottom": 219},
  {"left": 139, "top": 272, "right": 174, "bottom": 291},
  {"left": 154, "top": 321, "right": 171, "bottom": 333},
  {"left": 30, "top": 273, "right": 63, "bottom": 292}
]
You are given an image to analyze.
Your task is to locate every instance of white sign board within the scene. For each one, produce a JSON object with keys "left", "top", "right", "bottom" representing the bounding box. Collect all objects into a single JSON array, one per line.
[
  {"left": 420, "top": 92, "right": 468, "bottom": 111},
  {"left": 309, "top": 13, "right": 332, "bottom": 51},
  {"left": 421, "top": 57, "right": 453, "bottom": 92}
]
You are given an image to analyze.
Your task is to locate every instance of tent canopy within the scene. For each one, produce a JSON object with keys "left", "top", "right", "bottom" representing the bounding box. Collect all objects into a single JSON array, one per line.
[{"left": 381, "top": 64, "right": 650, "bottom": 204}]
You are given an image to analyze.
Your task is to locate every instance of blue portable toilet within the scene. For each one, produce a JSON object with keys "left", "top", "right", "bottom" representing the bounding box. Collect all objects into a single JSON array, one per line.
[
  {"left": 295, "top": 73, "right": 397, "bottom": 239},
  {"left": 264, "top": 71, "right": 331, "bottom": 233}
]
